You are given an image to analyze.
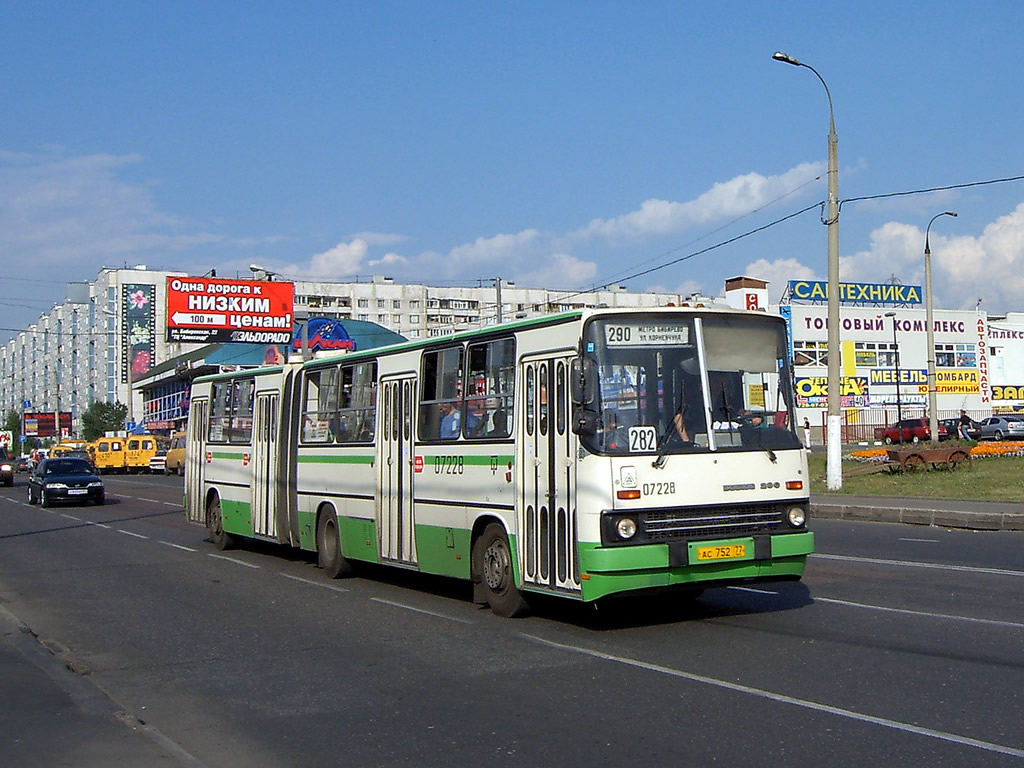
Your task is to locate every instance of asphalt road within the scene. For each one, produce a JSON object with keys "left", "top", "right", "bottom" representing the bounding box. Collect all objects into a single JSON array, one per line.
[{"left": 0, "top": 473, "right": 1021, "bottom": 767}]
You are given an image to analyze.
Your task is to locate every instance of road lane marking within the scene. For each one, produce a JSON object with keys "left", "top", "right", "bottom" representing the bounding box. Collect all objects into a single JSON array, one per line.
[
  {"left": 813, "top": 595, "right": 1024, "bottom": 629},
  {"left": 208, "top": 553, "right": 260, "bottom": 569},
  {"left": 117, "top": 529, "right": 149, "bottom": 540},
  {"left": 898, "top": 537, "right": 939, "bottom": 543},
  {"left": 60, "top": 514, "right": 81, "bottom": 521},
  {"left": 158, "top": 541, "right": 196, "bottom": 552},
  {"left": 728, "top": 586, "right": 778, "bottom": 595},
  {"left": 521, "top": 634, "right": 1024, "bottom": 759},
  {"left": 88, "top": 522, "right": 111, "bottom": 529},
  {"left": 370, "top": 597, "right": 473, "bottom": 624},
  {"left": 279, "top": 573, "right": 349, "bottom": 593},
  {"left": 812, "top": 553, "right": 1024, "bottom": 578}
]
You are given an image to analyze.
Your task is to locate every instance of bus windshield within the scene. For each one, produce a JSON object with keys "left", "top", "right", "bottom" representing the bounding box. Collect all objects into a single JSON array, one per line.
[{"left": 579, "top": 313, "right": 802, "bottom": 455}]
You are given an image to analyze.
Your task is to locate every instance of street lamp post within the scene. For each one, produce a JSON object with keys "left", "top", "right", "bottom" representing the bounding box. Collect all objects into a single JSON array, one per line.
[
  {"left": 924, "top": 211, "right": 957, "bottom": 443},
  {"left": 773, "top": 51, "right": 842, "bottom": 489},
  {"left": 884, "top": 311, "right": 902, "bottom": 444}
]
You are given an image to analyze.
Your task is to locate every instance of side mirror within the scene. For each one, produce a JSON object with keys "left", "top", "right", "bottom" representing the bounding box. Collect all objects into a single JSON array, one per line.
[
  {"left": 572, "top": 407, "right": 600, "bottom": 436},
  {"left": 570, "top": 357, "right": 596, "bottom": 405}
]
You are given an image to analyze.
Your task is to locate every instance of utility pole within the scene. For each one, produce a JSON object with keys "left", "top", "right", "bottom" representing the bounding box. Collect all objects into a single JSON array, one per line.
[{"left": 495, "top": 277, "right": 503, "bottom": 324}]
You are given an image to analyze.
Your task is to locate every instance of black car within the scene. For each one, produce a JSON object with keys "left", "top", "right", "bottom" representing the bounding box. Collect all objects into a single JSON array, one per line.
[
  {"left": 15, "top": 456, "right": 31, "bottom": 472},
  {"left": 939, "top": 417, "right": 981, "bottom": 441},
  {"left": 27, "top": 457, "right": 105, "bottom": 507},
  {"left": 0, "top": 448, "right": 13, "bottom": 487}
]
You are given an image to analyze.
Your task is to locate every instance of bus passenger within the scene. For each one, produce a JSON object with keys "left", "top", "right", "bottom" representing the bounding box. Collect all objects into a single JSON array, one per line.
[
  {"left": 439, "top": 402, "right": 461, "bottom": 439},
  {"left": 488, "top": 409, "right": 508, "bottom": 437}
]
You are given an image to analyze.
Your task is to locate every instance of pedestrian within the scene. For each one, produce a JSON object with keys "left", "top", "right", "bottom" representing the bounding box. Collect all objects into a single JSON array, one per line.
[
  {"left": 958, "top": 410, "right": 973, "bottom": 440},
  {"left": 802, "top": 417, "right": 812, "bottom": 449}
]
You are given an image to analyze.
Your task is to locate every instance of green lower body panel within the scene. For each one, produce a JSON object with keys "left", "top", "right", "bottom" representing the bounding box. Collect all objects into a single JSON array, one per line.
[
  {"left": 338, "top": 516, "right": 380, "bottom": 564},
  {"left": 413, "top": 523, "right": 472, "bottom": 579},
  {"left": 577, "top": 531, "right": 814, "bottom": 602},
  {"left": 221, "top": 498, "right": 252, "bottom": 536}
]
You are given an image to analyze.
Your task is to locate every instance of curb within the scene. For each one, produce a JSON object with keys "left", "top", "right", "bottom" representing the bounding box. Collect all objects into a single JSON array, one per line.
[{"left": 812, "top": 502, "right": 1024, "bottom": 531}]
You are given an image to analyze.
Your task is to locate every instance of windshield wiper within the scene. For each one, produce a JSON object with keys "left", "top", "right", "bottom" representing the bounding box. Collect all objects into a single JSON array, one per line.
[{"left": 652, "top": 394, "right": 687, "bottom": 470}]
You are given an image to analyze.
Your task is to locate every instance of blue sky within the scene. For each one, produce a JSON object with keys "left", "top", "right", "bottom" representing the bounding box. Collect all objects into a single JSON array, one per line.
[{"left": 3, "top": 1, "right": 1024, "bottom": 342}]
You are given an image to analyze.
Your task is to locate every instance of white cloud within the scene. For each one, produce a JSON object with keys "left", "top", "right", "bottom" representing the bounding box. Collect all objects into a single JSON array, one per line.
[
  {"left": 572, "top": 162, "right": 824, "bottom": 243},
  {"left": 284, "top": 238, "right": 369, "bottom": 279},
  {"left": 516, "top": 253, "right": 599, "bottom": 289},
  {"left": 743, "top": 257, "right": 818, "bottom": 304},
  {"left": 839, "top": 221, "right": 923, "bottom": 284},
  {"left": 821, "top": 204, "right": 1024, "bottom": 312},
  {"left": 446, "top": 229, "right": 542, "bottom": 267},
  {"left": 932, "top": 203, "right": 1024, "bottom": 310},
  {"left": 368, "top": 251, "right": 408, "bottom": 268}
]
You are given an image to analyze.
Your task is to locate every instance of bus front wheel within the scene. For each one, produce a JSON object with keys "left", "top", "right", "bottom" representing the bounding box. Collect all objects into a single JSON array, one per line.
[
  {"left": 473, "top": 523, "right": 530, "bottom": 618},
  {"left": 317, "top": 509, "right": 354, "bottom": 579},
  {"left": 207, "top": 496, "right": 235, "bottom": 551}
]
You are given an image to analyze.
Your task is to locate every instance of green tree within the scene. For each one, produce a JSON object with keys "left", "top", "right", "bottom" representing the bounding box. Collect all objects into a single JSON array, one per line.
[{"left": 81, "top": 401, "right": 128, "bottom": 441}]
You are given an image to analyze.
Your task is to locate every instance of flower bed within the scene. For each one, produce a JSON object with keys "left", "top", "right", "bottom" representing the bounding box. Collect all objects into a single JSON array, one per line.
[{"left": 848, "top": 442, "right": 1024, "bottom": 462}]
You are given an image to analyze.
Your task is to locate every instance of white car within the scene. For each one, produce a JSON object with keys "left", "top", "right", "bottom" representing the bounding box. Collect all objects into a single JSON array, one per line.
[
  {"left": 977, "top": 416, "right": 1024, "bottom": 440},
  {"left": 149, "top": 450, "right": 167, "bottom": 474}
]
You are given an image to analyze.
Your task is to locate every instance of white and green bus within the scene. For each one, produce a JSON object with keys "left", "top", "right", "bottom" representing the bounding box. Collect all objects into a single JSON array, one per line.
[{"left": 184, "top": 306, "right": 814, "bottom": 616}]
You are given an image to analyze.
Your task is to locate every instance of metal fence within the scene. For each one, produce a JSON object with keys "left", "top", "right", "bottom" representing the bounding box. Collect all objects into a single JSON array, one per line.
[{"left": 802, "top": 408, "right": 986, "bottom": 445}]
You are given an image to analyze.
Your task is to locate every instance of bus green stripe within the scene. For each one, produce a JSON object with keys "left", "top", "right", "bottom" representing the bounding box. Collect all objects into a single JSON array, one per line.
[
  {"left": 298, "top": 454, "right": 376, "bottom": 465},
  {"left": 428, "top": 454, "right": 514, "bottom": 466}
]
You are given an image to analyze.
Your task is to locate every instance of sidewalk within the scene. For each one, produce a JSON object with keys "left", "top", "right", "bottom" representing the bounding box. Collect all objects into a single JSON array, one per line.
[
  {"left": 812, "top": 494, "right": 1024, "bottom": 531},
  {"left": 0, "top": 604, "right": 201, "bottom": 767}
]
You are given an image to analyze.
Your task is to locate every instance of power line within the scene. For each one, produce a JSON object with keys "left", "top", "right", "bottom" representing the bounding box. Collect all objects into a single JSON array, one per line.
[
  {"left": 540, "top": 171, "right": 1024, "bottom": 307},
  {"left": 839, "top": 174, "right": 1024, "bottom": 208}
]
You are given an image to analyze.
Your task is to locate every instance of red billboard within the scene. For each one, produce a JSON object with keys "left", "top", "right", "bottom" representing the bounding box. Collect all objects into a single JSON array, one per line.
[{"left": 165, "top": 277, "right": 295, "bottom": 344}]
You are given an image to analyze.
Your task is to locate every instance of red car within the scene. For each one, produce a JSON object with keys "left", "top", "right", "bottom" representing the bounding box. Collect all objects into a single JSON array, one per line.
[{"left": 880, "top": 417, "right": 949, "bottom": 444}]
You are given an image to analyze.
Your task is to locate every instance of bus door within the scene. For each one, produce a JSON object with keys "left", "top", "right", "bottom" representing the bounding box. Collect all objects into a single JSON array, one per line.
[
  {"left": 377, "top": 374, "right": 418, "bottom": 566},
  {"left": 518, "top": 356, "right": 580, "bottom": 595},
  {"left": 250, "top": 392, "right": 279, "bottom": 539},
  {"left": 185, "top": 398, "right": 208, "bottom": 525}
]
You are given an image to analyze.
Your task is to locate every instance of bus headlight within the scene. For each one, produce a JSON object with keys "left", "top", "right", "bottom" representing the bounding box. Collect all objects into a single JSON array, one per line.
[
  {"left": 616, "top": 517, "right": 638, "bottom": 540},
  {"left": 786, "top": 506, "right": 807, "bottom": 528}
]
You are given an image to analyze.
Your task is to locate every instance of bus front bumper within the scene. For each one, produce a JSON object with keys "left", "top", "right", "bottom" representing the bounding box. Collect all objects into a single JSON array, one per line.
[{"left": 577, "top": 531, "right": 815, "bottom": 602}]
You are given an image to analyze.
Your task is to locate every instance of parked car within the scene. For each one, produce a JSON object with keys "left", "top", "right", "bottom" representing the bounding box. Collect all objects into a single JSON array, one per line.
[
  {"left": 15, "top": 456, "right": 31, "bottom": 472},
  {"left": 0, "top": 448, "right": 13, "bottom": 487},
  {"left": 939, "top": 417, "right": 981, "bottom": 441},
  {"left": 149, "top": 449, "right": 167, "bottom": 474},
  {"left": 879, "top": 417, "right": 949, "bottom": 444},
  {"left": 165, "top": 431, "right": 186, "bottom": 475},
  {"left": 27, "top": 457, "right": 105, "bottom": 507},
  {"left": 976, "top": 415, "right": 1024, "bottom": 441}
]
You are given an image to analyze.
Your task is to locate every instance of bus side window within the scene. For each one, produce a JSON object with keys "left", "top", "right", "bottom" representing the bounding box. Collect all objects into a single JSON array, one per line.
[
  {"left": 419, "top": 347, "right": 463, "bottom": 440},
  {"left": 466, "top": 337, "right": 515, "bottom": 440}
]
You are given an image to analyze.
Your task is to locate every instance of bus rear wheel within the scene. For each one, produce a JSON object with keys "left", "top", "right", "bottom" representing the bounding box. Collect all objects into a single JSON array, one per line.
[
  {"left": 473, "top": 523, "right": 529, "bottom": 618},
  {"left": 317, "top": 509, "right": 354, "bottom": 578},
  {"left": 207, "top": 496, "right": 235, "bottom": 550}
]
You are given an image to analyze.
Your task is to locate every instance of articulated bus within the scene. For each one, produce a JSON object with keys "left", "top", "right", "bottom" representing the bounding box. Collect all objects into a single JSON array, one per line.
[{"left": 184, "top": 307, "right": 814, "bottom": 616}]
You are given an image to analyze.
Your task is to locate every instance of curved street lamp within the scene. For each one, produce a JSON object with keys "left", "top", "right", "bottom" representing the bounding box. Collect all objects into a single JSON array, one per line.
[
  {"left": 924, "top": 211, "right": 958, "bottom": 442},
  {"left": 773, "top": 51, "right": 842, "bottom": 489}
]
